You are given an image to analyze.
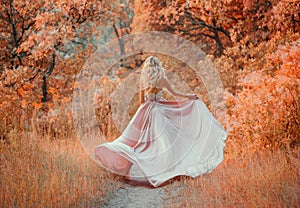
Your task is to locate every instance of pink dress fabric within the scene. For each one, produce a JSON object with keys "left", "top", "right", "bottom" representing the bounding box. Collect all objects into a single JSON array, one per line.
[{"left": 94, "top": 90, "right": 227, "bottom": 187}]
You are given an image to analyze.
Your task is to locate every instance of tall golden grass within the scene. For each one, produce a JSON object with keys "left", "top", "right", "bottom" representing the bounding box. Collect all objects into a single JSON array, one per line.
[
  {"left": 0, "top": 110, "right": 123, "bottom": 208},
  {"left": 165, "top": 150, "right": 300, "bottom": 207}
]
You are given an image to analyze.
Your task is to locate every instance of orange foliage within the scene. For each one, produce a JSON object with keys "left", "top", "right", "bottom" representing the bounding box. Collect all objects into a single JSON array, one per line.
[
  {"left": 0, "top": 1, "right": 299, "bottom": 206},
  {"left": 0, "top": 0, "right": 132, "bottom": 137},
  {"left": 140, "top": 0, "right": 233, "bottom": 55},
  {"left": 138, "top": 0, "right": 299, "bottom": 57},
  {"left": 225, "top": 38, "right": 300, "bottom": 155}
]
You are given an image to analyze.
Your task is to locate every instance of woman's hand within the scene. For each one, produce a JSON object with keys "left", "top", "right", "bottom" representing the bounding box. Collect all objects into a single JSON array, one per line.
[{"left": 187, "top": 94, "right": 199, "bottom": 100}]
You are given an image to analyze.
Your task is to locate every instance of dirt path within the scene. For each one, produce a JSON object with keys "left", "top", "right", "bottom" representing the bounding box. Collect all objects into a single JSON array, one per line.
[
  {"left": 99, "top": 166, "right": 186, "bottom": 208},
  {"left": 101, "top": 181, "right": 166, "bottom": 208}
]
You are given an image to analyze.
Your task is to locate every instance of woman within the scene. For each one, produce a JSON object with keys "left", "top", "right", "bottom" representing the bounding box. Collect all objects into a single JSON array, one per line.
[{"left": 94, "top": 56, "right": 227, "bottom": 187}]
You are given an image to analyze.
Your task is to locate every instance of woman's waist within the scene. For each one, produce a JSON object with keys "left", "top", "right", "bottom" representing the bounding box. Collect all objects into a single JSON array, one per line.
[{"left": 145, "top": 92, "right": 162, "bottom": 101}]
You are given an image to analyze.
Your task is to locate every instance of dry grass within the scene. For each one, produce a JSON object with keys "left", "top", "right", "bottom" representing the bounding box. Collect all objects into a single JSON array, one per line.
[
  {"left": 0, "top": 128, "right": 123, "bottom": 207},
  {"left": 165, "top": 150, "right": 300, "bottom": 207}
]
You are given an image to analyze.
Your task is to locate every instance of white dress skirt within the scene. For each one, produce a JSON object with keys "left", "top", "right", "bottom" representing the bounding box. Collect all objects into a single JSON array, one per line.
[{"left": 94, "top": 90, "right": 227, "bottom": 187}]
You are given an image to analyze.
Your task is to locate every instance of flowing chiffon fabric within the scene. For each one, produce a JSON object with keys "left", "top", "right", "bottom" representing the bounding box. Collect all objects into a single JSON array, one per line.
[{"left": 94, "top": 91, "right": 227, "bottom": 187}]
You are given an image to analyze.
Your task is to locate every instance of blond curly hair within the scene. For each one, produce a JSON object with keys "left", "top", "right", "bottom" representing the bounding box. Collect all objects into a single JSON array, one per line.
[{"left": 140, "top": 56, "right": 166, "bottom": 90}]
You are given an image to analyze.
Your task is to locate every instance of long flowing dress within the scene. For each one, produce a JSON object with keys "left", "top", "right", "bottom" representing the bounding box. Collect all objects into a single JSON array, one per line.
[{"left": 94, "top": 90, "right": 227, "bottom": 187}]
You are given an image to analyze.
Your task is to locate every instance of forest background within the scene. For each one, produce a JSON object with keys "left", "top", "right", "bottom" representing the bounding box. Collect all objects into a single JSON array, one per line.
[{"left": 0, "top": 0, "right": 299, "bottom": 207}]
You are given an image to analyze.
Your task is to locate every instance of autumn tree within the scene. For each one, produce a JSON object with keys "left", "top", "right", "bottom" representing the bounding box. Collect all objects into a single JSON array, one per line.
[
  {"left": 139, "top": 0, "right": 299, "bottom": 57},
  {"left": 140, "top": 0, "right": 233, "bottom": 56},
  {"left": 223, "top": 0, "right": 300, "bottom": 74},
  {"left": 225, "top": 37, "right": 300, "bottom": 158},
  {"left": 111, "top": 0, "right": 135, "bottom": 56},
  {"left": 0, "top": 0, "right": 134, "bottom": 136}
]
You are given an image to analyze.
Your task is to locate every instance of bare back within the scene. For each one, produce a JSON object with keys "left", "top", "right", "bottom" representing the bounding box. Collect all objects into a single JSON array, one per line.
[
  {"left": 139, "top": 75, "right": 197, "bottom": 104},
  {"left": 143, "top": 76, "right": 177, "bottom": 96},
  {"left": 143, "top": 76, "right": 164, "bottom": 95}
]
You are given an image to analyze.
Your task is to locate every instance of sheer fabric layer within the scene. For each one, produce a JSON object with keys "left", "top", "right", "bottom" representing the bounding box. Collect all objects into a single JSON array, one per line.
[{"left": 94, "top": 93, "right": 227, "bottom": 187}]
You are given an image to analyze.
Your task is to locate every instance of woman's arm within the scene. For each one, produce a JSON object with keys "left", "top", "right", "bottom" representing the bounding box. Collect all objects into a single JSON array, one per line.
[{"left": 159, "top": 77, "right": 198, "bottom": 100}]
